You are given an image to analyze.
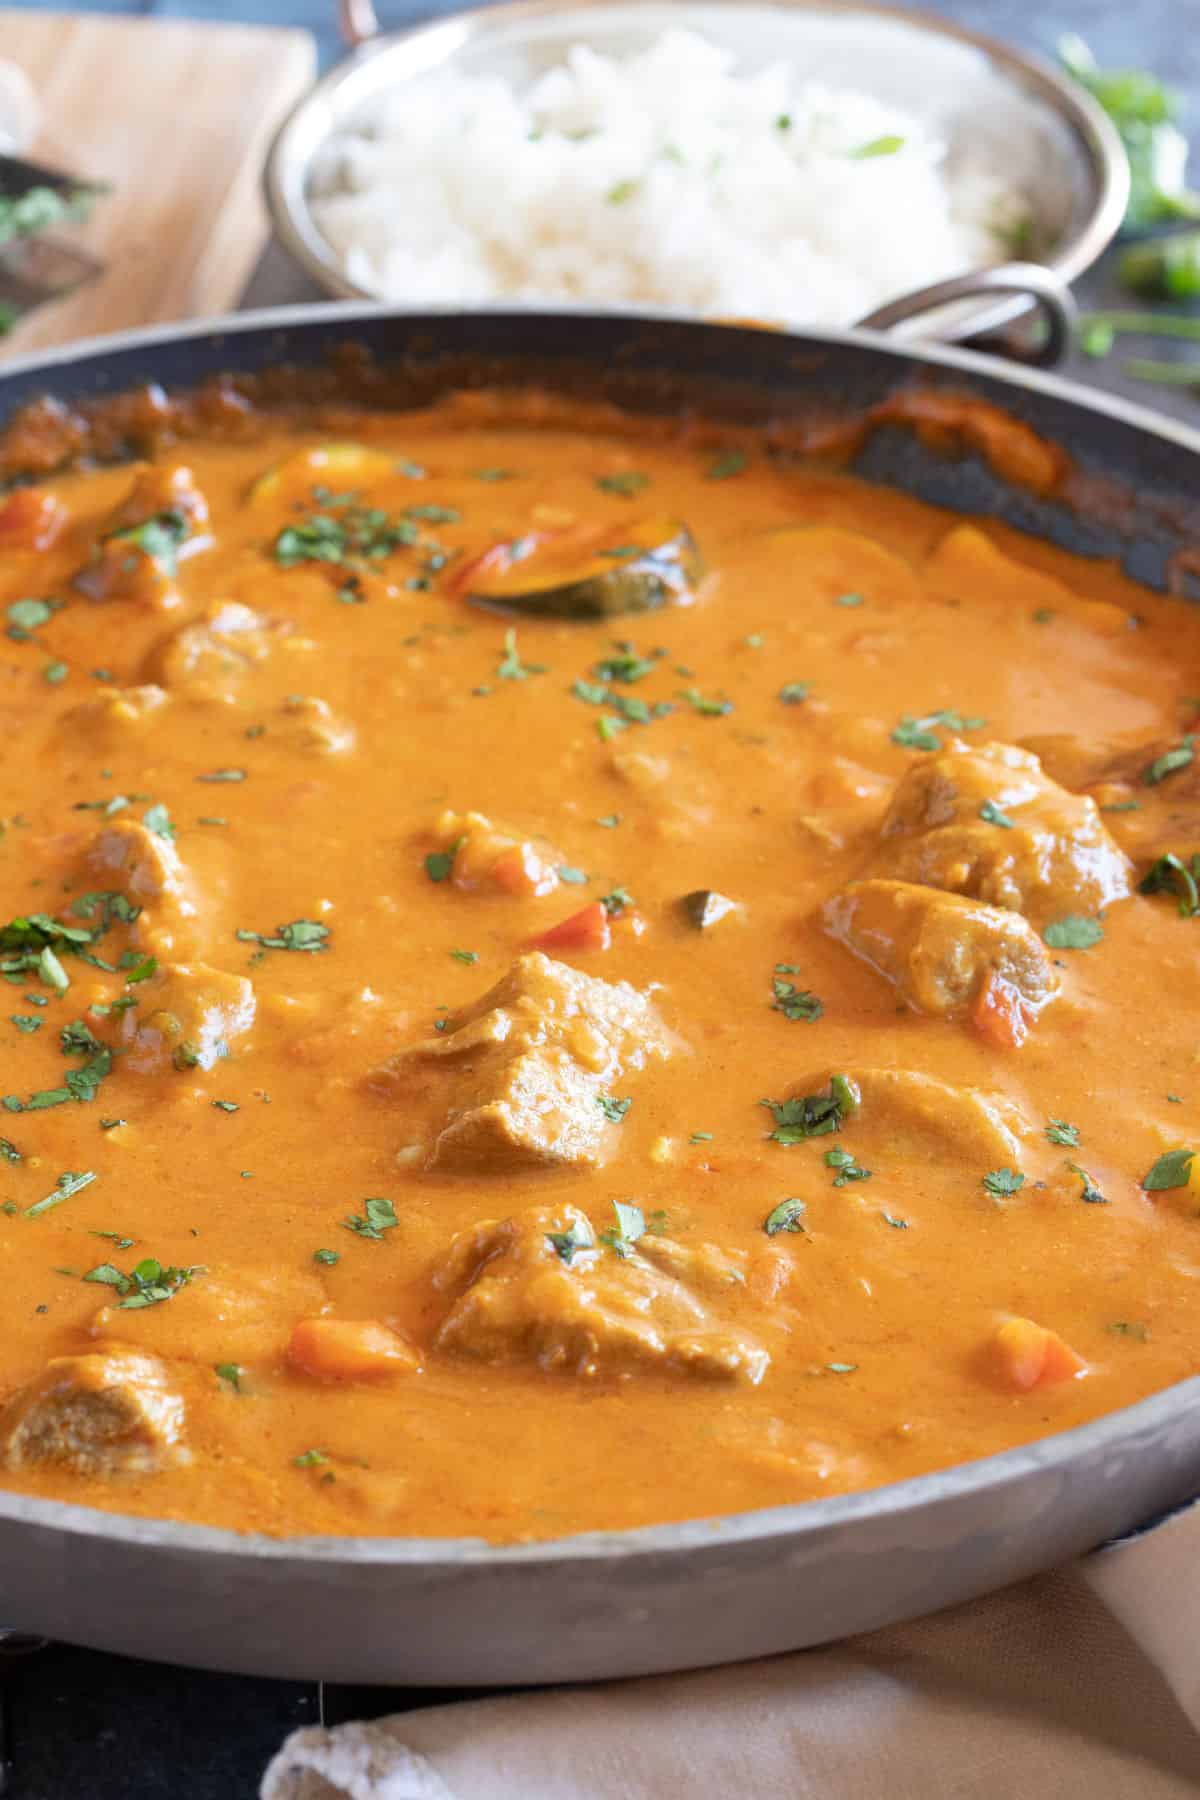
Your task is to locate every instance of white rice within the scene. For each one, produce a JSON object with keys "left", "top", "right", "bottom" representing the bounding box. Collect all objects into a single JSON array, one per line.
[{"left": 309, "top": 28, "right": 1026, "bottom": 329}]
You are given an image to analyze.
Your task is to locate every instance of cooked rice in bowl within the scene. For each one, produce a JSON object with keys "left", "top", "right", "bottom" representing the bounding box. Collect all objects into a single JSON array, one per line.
[{"left": 309, "top": 28, "right": 1028, "bottom": 328}]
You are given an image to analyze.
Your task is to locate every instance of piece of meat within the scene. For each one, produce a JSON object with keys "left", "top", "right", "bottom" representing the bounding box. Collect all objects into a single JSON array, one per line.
[
  {"left": 431, "top": 1205, "right": 769, "bottom": 1383},
  {"left": 824, "top": 878, "right": 1059, "bottom": 1016},
  {"left": 91, "top": 1266, "right": 326, "bottom": 1364},
  {"left": 117, "top": 961, "right": 255, "bottom": 1073},
  {"left": 274, "top": 694, "right": 356, "bottom": 755},
  {"left": 787, "top": 1066, "right": 1032, "bottom": 1168},
  {"left": 0, "top": 1350, "right": 187, "bottom": 1475},
  {"left": 145, "top": 600, "right": 292, "bottom": 697},
  {"left": 430, "top": 809, "right": 563, "bottom": 898},
  {"left": 866, "top": 738, "right": 1131, "bottom": 924},
  {"left": 1026, "top": 732, "right": 1200, "bottom": 866},
  {"left": 74, "top": 463, "right": 210, "bottom": 610},
  {"left": 78, "top": 820, "right": 199, "bottom": 958},
  {"left": 60, "top": 684, "right": 170, "bottom": 743},
  {"left": 377, "top": 951, "right": 676, "bottom": 1171}
]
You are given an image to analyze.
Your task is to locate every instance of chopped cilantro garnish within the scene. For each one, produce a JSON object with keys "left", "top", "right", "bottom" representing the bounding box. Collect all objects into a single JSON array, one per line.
[
  {"left": 1046, "top": 1119, "right": 1080, "bottom": 1147},
  {"left": 497, "top": 628, "right": 545, "bottom": 681},
  {"left": 979, "top": 799, "right": 1015, "bottom": 828},
  {"left": 771, "top": 972, "right": 823, "bottom": 1022},
  {"left": 294, "top": 1448, "right": 329, "bottom": 1468},
  {"left": 141, "top": 802, "right": 176, "bottom": 842},
  {"left": 600, "top": 887, "right": 633, "bottom": 915},
  {"left": 1140, "top": 851, "right": 1200, "bottom": 916},
  {"left": 825, "top": 1145, "right": 871, "bottom": 1186},
  {"left": 1143, "top": 737, "right": 1194, "bottom": 785},
  {"left": 982, "top": 1167, "right": 1024, "bottom": 1198},
  {"left": 83, "top": 1256, "right": 201, "bottom": 1308},
  {"left": 778, "top": 682, "right": 809, "bottom": 705},
  {"left": 197, "top": 768, "right": 247, "bottom": 783},
  {"left": 211, "top": 1099, "right": 239, "bottom": 1113},
  {"left": 343, "top": 1196, "right": 398, "bottom": 1240},
  {"left": 1142, "top": 1147, "right": 1195, "bottom": 1190},
  {"left": 763, "top": 1197, "right": 807, "bottom": 1236},
  {"left": 833, "top": 592, "right": 865, "bottom": 607},
  {"left": 706, "top": 450, "right": 748, "bottom": 481},
  {"left": 597, "top": 1095, "right": 631, "bottom": 1122},
  {"left": 107, "top": 508, "right": 190, "bottom": 576},
  {"left": 215, "top": 1363, "right": 243, "bottom": 1392},
  {"left": 450, "top": 948, "right": 479, "bottom": 964},
  {"left": 595, "top": 472, "right": 649, "bottom": 497},
  {"left": 1043, "top": 915, "right": 1104, "bottom": 949},
  {"left": 273, "top": 507, "right": 417, "bottom": 569},
  {"left": 761, "top": 1076, "right": 859, "bottom": 1145},
  {"left": 1066, "top": 1161, "right": 1110, "bottom": 1205},
  {"left": 26, "top": 1169, "right": 97, "bottom": 1217},
  {"left": 425, "top": 836, "right": 463, "bottom": 883},
  {"left": 892, "top": 708, "right": 985, "bottom": 751},
  {"left": 313, "top": 1247, "right": 340, "bottom": 1266},
  {"left": 558, "top": 866, "right": 588, "bottom": 885},
  {"left": 678, "top": 687, "right": 732, "bottom": 717},
  {"left": 599, "top": 1200, "right": 645, "bottom": 1258},
  {"left": 546, "top": 1216, "right": 595, "bottom": 1264},
  {"left": 235, "top": 919, "right": 329, "bottom": 953}
]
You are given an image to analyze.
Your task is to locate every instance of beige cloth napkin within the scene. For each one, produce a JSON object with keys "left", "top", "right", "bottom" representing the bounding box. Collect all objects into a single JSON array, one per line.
[{"left": 261, "top": 1503, "right": 1200, "bottom": 1800}]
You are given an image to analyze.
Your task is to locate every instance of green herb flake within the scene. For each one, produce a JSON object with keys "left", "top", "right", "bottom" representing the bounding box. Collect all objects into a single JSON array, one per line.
[
  {"left": 546, "top": 1216, "right": 595, "bottom": 1264},
  {"left": 43, "top": 660, "right": 69, "bottom": 685},
  {"left": 294, "top": 1448, "right": 329, "bottom": 1468},
  {"left": 771, "top": 974, "right": 824, "bottom": 1022},
  {"left": 197, "top": 768, "right": 247, "bottom": 784},
  {"left": 595, "top": 471, "right": 649, "bottom": 497},
  {"left": 313, "top": 1248, "right": 340, "bottom": 1266},
  {"left": 215, "top": 1362, "right": 243, "bottom": 1392},
  {"left": 450, "top": 948, "right": 479, "bottom": 964},
  {"left": 211, "top": 1099, "right": 239, "bottom": 1113},
  {"left": 599, "top": 1200, "right": 645, "bottom": 1259},
  {"left": 1143, "top": 737, "right": 1195, "bottom": 786},
  {"left": 596, "top": 1094, "right": 631, "bottom": 1123},
  {"left": 424, "top": 836, "right": 463, "bottom": 884},
  {"left": 10, "top": 1014, "right": 41, "bottom": 1034},
  {"left": 235, "top": 919, "right": 329, "bottom": 954},
  {"left": 1067, "top": 1161, "right": 1110, "bottom": 1205},
  {"left": 825, "top": 1145, "right": 871, "bottom": 1187},
  {"left": 705, "top": 450, "right": 748, "bottom": 481},
  {"left": 26, "top": 1169, "right": 97, "bottom": 1217},
  {"left": 764, "top": 1197, "right": 807, "bottom": 1236},
  {"left": 343, "top": 1196, "right": 398, "bottom": 1241},
  {"left": 778, "top": 682, "right": 809, "bottom": 705},
  {"left": 1142, "top": 1147, "right": 1195, "bottom": 1190},
  {"left": 979, "top": 799, "right": 1015, "bottom": 828},
  {"left": 497, "top": 628, "right": 546, "bottom": 682},
  {"left": 1107, "top": 1320, "right": 1150, "bottom": 1341},
  {"left": 558, "top": 866, "right": 588, "bottom": 885},
  {"left": 1140, "top": 851, "right": 1200, "bottom": 916},
  {"left": 882, "top": 1212, "right": 910, "bottom": 1229},
  {"left": 1046, "top": 1119, "right": 1081, "bottom": 1148},
  {"left": 761, "top": 1076, "right": 859, "bottom": 1145},
  {"left": 1043, "top": 914, "right": 1104, "bottom": 949},
  {"left": 851, "top": 133, "right": 905, "bottom": 158},
  {"left": 982, "top": 1167, "right": 1025, "bottom": 1198}
]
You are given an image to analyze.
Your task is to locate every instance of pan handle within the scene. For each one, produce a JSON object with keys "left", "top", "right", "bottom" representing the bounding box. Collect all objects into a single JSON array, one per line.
[
  {"left": 856, "top": 262, "right": 1077, "bottom": 368},
  {"left": 339, "top": 0, "right": 381, "bottom": 46}
]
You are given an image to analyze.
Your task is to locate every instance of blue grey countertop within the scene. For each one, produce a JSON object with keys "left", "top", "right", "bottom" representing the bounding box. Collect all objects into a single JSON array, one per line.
[{"left": 1, "top": 1, "right": 1198, "bottom": 1794}]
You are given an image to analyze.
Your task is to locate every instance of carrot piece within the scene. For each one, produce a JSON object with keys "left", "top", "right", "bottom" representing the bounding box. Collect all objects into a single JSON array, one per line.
[
  {"left": 449, "top": 532, "right": 550, "bottom": 598},
  {"left": 992, "top": 1316, "right": 1086, "bottom": 1392},
  {"left": 970, "top": 973, "right": 1030, "bottom": 1049},
  {"left": 529, "top": 901, "right": 611, "bottom": 953},
  {"left": 288, "top": 1318, "right": 420, "bottom": 1381},
  {"left": 490, "top": 842, "right": 560, "bottom": 898},
  {"left": 0, "top": 488, "right": 66, "bottom": 551}
]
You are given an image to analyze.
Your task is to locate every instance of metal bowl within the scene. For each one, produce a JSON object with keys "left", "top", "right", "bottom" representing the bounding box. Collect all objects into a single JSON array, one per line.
[{"left": 264, "top": 0, "right": 1128, "bottom": 346}]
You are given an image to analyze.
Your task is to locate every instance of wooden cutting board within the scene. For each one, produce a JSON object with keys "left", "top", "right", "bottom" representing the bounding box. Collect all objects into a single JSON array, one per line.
[{"left": 0, "top": 10, "right": 316, "bottom": 358}]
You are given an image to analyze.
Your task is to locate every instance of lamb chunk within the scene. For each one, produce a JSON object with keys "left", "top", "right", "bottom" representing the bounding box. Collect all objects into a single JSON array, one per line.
[
  {"left": 74, "top": 462, "right": 209, "bottom": 610},
  {"left": 79, "top": 819, "right": 199, "bottom": 956},
  {"left": 380, "top": 952, "right": 675, "bottom": 1170},
  {"left": 824, "top": 879, "right": 1059, "bottom": 1016},
  {"left": 145, "top": 600, "right": 292, "bottom": 696},
  {"left": 786, "top": 1066, "right": 1031, "bottom": 1168},
  {"left": 117, "top": 961, "right": 255, "bottom": 1073},
  {"left": 0, "top": 1350, "right": 187, "bottom": 1476},
  {"left": 431, "top": 809, "right": 563, "bottom": 898},
  {"left": 60, "top": 683, "right": 170, "bottom": 743},
  {"left": 1026, "top": 732, "right": 1200, "bottom": 868},
  {"left": 432, "top": 1205, "right": 769, "bottom": 1384},
  {"left": 867, "top": 738, "right": 1131, "bottom": 924},
  {"left": 275, "top": 694, "right": 355, "bottom": 755}
]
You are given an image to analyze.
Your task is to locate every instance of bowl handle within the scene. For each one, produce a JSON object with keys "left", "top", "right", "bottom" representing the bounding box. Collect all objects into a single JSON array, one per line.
[
  {"left": 339, "top": 0, "right": 380, "bottom": 46},
  {"left": 856, "top": 262, "right": 1078, "bottom": 368}
]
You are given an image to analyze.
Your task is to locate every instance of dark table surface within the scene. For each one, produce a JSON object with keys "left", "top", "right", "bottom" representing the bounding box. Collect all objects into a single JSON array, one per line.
[{"left": 2, "top": 1, "right": 1199, "bottom": 1795}]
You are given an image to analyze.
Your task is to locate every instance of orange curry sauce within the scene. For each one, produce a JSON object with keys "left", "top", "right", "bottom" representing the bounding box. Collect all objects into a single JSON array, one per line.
[{"left": 0, "top": 396, "right": 1198, "bottom": 1543}]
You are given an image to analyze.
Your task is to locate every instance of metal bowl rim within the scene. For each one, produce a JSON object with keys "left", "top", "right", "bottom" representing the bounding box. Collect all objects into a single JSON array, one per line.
[
  {"left": 261, "top": 0, "right": 1131, "bottom": 337},
  {"left": 0, "top": 296, "right": 1195, "bottom": 1572}
]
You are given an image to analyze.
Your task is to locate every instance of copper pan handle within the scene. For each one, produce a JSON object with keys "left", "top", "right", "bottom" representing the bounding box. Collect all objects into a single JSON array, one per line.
[
  {"left": 339, "top": 0, "right": 381, "bottom": 48},
  {"left": 856, "top": 261, "right": 1078, "bottom": 368}
]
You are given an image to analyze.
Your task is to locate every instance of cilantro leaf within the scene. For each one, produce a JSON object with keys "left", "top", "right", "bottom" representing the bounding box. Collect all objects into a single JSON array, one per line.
[
  {"left": 343, "top": 1197, "right": 398, "bottom": 1241},
  {"left": 1043, "top": 915, "right": 1104, "bottom": 949},
  {"left": 982, "top": 1167, "right": 1024, "bottom": 1197},
  {"left": 1046, "top": 1119, "right": 1080, "bottom": 1147},
  {"left": 763, "top": 1197, "right": 807, "bottom": 1236},
  {"left": 1142, "top": 1147, "right": 1195, "bottom": 1190}
]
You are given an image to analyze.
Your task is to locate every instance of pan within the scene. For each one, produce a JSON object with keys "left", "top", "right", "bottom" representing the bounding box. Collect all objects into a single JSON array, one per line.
[{"left": 0, "top": 302, "right": 1198, "bottom": 1687}]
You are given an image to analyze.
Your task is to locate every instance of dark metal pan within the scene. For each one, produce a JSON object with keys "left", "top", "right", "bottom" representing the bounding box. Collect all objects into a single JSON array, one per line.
[{"left": 0, "top": 303, "right": 1198, "bottom": 1686}]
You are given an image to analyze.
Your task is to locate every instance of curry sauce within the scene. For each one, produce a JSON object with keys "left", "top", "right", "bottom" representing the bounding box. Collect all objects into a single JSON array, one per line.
[{"left": 0, "top": 398, "right": 1198, "bottom": 1543}]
